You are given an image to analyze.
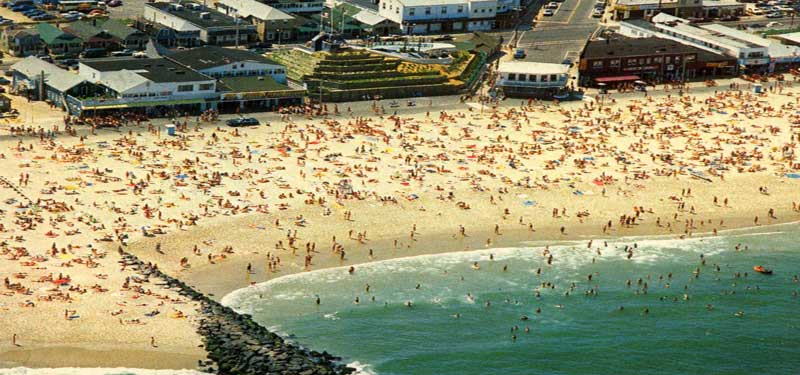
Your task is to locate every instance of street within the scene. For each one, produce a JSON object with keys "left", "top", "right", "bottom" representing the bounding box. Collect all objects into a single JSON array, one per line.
[{"left": 513, "top": 0, "right": 601, "bottom": 64}]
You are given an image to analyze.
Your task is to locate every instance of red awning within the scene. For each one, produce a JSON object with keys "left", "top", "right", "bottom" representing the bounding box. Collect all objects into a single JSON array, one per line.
[{"left": 594, "top": 75, "right": 640, "bottom": 83}]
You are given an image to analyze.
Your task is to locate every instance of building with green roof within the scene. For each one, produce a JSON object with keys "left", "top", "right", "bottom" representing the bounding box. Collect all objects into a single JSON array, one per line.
[
  {"left": 101, "top": 19, "right": 149, "bottom": 50},
  {"left": 37, "top": 23, "right": 82, "bottom": 57}
]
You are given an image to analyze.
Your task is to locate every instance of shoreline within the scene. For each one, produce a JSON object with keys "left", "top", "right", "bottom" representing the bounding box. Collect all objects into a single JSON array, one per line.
[
  {"left": 220, "top": 219, "right": 800, "bottom": 307},
  {"left": 154, "top": 174, "right": 800, "bottom": 301}
]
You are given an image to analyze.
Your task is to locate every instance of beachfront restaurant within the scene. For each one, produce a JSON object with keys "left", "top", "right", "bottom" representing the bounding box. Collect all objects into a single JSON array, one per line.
[
  {"left": 495, "top": 61, "right": 570, "bottom": 98},
  {"left": 216, "top": 76, "right": 305, "bottom": 112}
]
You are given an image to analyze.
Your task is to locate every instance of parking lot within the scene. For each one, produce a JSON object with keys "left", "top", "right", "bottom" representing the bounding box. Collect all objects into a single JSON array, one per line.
[{"left": 513, "top": 0, "right": 601, "bottom": 64}]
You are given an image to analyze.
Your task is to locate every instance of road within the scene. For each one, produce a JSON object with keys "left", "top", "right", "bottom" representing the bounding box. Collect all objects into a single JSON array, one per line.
[{"left": 513, "top": 0, "right": 601, "bottom": 64}]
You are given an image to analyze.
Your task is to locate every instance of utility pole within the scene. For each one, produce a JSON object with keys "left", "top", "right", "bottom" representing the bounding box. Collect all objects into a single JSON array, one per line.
[{"left": 234, "top": 10, "right": 240, "bottom": 48}]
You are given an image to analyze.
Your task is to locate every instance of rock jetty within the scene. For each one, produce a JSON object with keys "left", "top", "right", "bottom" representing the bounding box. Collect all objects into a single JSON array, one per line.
[{"left": 119, "top": 249, "right": 356, "bottom": 375}]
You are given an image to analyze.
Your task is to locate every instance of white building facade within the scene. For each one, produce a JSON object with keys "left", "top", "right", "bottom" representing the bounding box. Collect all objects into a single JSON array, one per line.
[{"left": 379, "top": 0, "right": 498, "bottom": 34}]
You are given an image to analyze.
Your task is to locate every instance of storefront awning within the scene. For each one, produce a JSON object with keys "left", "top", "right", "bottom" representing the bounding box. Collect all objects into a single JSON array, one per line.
[
  {"left": 82, "top": 98, "right": 206, "bottom": 110},
  {"left": 594, "top": 75, "right": 640, "bottom": 83}
]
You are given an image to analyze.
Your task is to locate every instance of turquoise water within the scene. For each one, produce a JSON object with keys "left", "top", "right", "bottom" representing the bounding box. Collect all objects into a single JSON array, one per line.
[{"left": 223, "top": 226, "right": 800, "bottom": 375}]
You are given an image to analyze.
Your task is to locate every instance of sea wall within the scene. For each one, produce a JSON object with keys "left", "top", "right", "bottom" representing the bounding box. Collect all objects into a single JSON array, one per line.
[{"left": 119, "top": 250, "right": 355, "bottom": 375}]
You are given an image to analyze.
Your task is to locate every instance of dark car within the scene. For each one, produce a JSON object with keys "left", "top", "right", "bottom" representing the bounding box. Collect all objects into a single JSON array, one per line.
[
  {"left": 0, "top": 77, "right": 10, "bottom": 85},
  {"left": 80, "top": 48, "right": 107, "bottom": 58},
  {"left": 434, "top": 34, "right": 454, "bottom": 41},
  {"left": 226, "top": 117, "right": 260, "bottom": 127}
]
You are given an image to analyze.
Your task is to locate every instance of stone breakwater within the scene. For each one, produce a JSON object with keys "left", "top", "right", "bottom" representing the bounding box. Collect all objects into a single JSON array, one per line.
[{"left": 119, "top": 250, "right": 356, "bottom": 375}]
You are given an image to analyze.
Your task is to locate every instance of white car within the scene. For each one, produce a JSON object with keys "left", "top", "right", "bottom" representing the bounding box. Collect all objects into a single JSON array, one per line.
[
  {"left": 543, "top": 8, "right": 555, "bottom": 15},
  {"left": 545, "top": 2, "right": 559, "bottom": 9}
]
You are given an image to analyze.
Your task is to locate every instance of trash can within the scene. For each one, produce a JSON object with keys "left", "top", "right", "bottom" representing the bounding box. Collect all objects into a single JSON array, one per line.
[
  {"left": 754, "top": 84, "right": 762, "bottom": 94},
  {"left": 166, "top": 124, "right": 176, "bottom": 136}
]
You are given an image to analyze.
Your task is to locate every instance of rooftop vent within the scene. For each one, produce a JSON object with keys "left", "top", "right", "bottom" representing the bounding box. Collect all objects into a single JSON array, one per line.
[
  {"left": 199, "top": 12, "right": 211, "bottom": 19},
  {"left": 170, "top": 3, "right": 184, "bottom": 11}
]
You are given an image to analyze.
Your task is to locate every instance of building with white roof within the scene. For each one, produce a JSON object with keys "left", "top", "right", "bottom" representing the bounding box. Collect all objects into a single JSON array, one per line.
[
  {"left": 379, "top": 0, "right": 498, "bottom": 34},
  {"left": 620, "top": 13, "right": 773, "bottom": 70},
  {"left": 495, "top": 61, "right": 570, "bottom": 97},
  {"left": 10, "top": 56, "right": 93, "bottom": 110}
]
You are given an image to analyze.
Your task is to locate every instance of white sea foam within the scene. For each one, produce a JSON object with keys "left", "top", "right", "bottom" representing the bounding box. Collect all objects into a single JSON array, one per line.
[
  {"left": 0, "top": 368, "right": 210, "bottom": 375},
  {"left": 347, "top": 361, "right": 377, "bottom": 375},
  {"left": 221, "top": 222, "right": 800, "bottom": 309}
]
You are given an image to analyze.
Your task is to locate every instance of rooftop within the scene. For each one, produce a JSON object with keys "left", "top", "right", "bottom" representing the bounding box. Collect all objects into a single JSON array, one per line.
[
  {"left": 583, "top": 36, "right": 734, "bottom": 62},
  {"left": 215, "top": 0, "right": 294, "bottom": 21},
  {"left": 218, "top": 75, "right": 291, "bottom": 92},
  {"left": 12, "top": 56, "right": 86, "bottom": 92},
  {"left": 497, "top": 61, "right": 569, "bottom": 75},
  {"left": 168, "top": 45, "right": 283, "bottom": 70},
  {"left": 147, "top": 1, "right": 248, "bottom": 29},
  {"left": 396, "top": 0, "right": 472, "bottom": 7},
  {"left": 81, "top": 57, "right": 213, "bottom": 83},
  {"left": 37, "top": 23, "right": 80, "bottom": 44}
]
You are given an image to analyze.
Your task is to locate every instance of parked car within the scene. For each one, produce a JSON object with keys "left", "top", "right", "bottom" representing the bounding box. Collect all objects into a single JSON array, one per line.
[
  {"left": 0, "top": 77, "right": 10, "bottom": 85},
  {"left": 719, "top": 14, "right": 739, "bottom": 21},
  {"left": 434, "top": 34, "right": 454, "bottom": 41},
  {"left": 110, "top": 49, "right": 133, "bottom": 57},
  {"left": 543, "top": 8, "right": 555, "bottom": 15},
  {"left": 545, "top": 2, "right": 559, "bottom": 9},
  {"left": 11, "top": 4, "right": 32, "bottom": 11},
  {"left": 79, "top": 48, "right": 107, "bottom": 58},
  {"left": 592, "top": 8, "right": 603, "bottom": 17},
  {"left": 132, "top": 51, "right": 148, "bottom": 58},
  {"left": 107, "top": 0, "right": 122, "bottom": 7},
  {"left": 767, "top": 21, "right": 783, "bottom": 27},
  {"left": 766, "top": 11, "right": 783, "bottom": 17},
  {"left": 226, "top": 117, "right": 260, "bottom": 127},
  {"left": 513, "top": 48, "right": 526, "bottom": 59}
]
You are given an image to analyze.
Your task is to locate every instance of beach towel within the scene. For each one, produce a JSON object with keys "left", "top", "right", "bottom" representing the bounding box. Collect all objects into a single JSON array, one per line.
[
  {"left": 523, "top": 200, "right": 536, "bottom": 207},
  {"left": 786, "top": 173, "right": 800, "bottom": 179}
]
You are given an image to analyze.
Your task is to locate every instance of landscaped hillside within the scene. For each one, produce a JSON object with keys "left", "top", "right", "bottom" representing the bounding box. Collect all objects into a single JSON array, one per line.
[{"left": 270, "top": 48, "right": 485, "bottom": 102}]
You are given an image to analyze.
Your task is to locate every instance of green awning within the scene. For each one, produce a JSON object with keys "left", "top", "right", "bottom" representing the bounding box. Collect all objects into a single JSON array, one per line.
[{"left": 82, "top": 98, "right": 206, "bottom": 110}]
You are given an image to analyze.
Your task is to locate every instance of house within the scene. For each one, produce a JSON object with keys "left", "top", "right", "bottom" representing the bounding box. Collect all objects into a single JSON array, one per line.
[
  {"left": 144, "top": 1, "right": 258, "bottom": 46},
  {"left": 10, "top": 56, "right": 97, "bottom": 111},
  {"left": 318, "top": 2, "right": 399, "bottom": 37},
  {"left": 495, "top": 61, "right": 570, "bottom": 98},
  {"left": 135, "top": 20, "right": 201, "bottom": 48},
  {"left": 579, "top": 36, "right": 737, "bottom": 87},
  {"left": 101, "top": 19, "right": 149, "bottom": 50},
  {"left": 0, "top": 28, "right": 43, "bottom": 57},
  {"left": 75, "top": 57, "right": 219, "bottom": 115},
  {"left": 378, "top": 0, "right": 498, "bottom": 34},
  {"left": 214, "top": 0, "right": 300, "bottom": 42},
  {"left": 63, "top": 20, "right": 117, "bottom": 50},
  {"left": 37, "top": 23, "right": 82, "bottom": 57},
  {"left": 168, "top": 45, "right": 302, "bottom": 111}
]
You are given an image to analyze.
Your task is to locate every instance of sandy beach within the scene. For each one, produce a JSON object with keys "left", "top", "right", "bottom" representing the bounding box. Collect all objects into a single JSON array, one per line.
[{"left": 1, "top": 76, "right": 800, "bottom": 370}]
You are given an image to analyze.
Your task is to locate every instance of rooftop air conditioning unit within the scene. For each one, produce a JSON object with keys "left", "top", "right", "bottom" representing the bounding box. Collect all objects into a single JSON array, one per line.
[
  {"left": 170, "top": 3, "right": 184, "bottom": 10},
  {"left": 200, "top": 11, "right": 211, "bottom": 19}
]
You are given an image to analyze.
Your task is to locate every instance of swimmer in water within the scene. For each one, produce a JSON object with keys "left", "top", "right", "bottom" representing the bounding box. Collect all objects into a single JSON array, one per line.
[{"left": 471, "top": 262, "right": 480, "bottom": 270}]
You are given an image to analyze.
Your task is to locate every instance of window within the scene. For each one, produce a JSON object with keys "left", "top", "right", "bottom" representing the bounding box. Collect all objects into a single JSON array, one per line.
[
  {"left": 409, "top": 7, "right": 415, "bottom": 15},
  {"left": 666, "top": 56, "right": 671, "bottom": 64},
  {"left": 457, "top": 5, "right": 463, "bottom": 12},
  {"left": 529, "top": 74, "right": 537, "bottom": 82},
  {"left": 627, "top": 59, "right": 637, "bottom": 66},
  {"left": 646, "top": 57, "right": 651, "bottom": 64},
  {"left": 550, "top": 74, "right": 557, "bottom": 81},
  {"left": 441, "top": 6, "right": 446, "bottom": 13},
  {"left": 653, "top": 56, "right": 662, "bottom": 63},
  {"left": 425, "top": 7, "right": 430, "bottom": 14},
  {"left": 177, "top": 84, "right": 193, "bottom": 92},
  {"left": 685, "top": 54, "right": 696, "bottom": 62},
  {"left": 199, "top": 83, "right": 213, "bottom": 91},
  {"left": 592, "top": 60, "right": 604, "bottom": 69},
  {"left": 508, "top": 73, "right": 516, "bottom": 80},
  {"left": 541, "top": 75, "right": 548, "bottom": 82},
  {"left": 609, "top": 59, "right": 620, "bottom": 67}
]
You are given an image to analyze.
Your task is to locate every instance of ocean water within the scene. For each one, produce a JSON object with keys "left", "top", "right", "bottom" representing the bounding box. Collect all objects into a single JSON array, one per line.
[{"left": 223, "top": 225, "right": 800, "bottom": 375}]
